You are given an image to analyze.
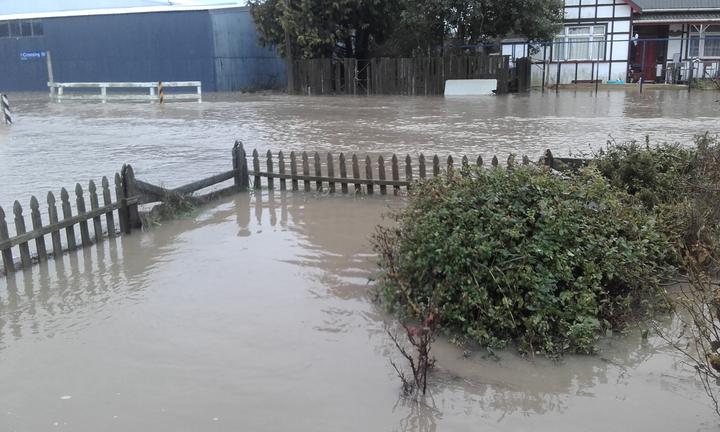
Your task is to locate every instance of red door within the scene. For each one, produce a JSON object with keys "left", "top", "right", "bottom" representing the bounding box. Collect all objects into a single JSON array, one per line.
[{"left": 640, "top": 41, "right": 657, "bottom": 82}]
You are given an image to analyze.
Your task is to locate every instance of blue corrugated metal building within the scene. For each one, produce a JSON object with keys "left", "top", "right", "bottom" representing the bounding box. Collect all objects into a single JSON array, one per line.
[{"left": 0, "top": 1, "right": 287, "bottom": 92}]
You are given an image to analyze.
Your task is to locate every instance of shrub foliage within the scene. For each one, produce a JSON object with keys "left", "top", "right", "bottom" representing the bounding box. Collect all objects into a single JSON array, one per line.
[
  {"left": 374, "top": 166, "right": 673, "bottom": 356},
  {"left": 593, "top": 135, "right": 720, "bottom": 267}
]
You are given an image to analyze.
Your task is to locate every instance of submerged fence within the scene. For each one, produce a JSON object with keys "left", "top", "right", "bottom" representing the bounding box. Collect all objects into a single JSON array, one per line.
[
  {"left": 0, "top": 166, "right": 142, "bottom": 275},
  {"left": 292, "top": 55, "right": 513, "bottom": 96},
  {"left": 0, "top": 142, "right": 582, "bottom": 276}
]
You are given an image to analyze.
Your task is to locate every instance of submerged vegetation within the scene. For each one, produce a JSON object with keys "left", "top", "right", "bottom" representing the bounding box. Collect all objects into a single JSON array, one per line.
[{"left": 375, "top": 135, "right": 720, "bottom": 360}]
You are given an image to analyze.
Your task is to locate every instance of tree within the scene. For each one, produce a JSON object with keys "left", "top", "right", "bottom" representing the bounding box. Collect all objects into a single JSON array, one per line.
[
  {"left": 249, "top": 0, "right": 564, "bottom": 59},
  {"left": 382, "top": 0, "right": 564, "bottom": 56},
  {"left": 249, "top": 0, "right": 400, "bottom": 59}
]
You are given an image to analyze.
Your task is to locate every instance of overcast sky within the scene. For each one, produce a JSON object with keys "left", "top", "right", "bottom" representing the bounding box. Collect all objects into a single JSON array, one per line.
[{"left": 1, "top": 1, "right": 245, "bottom": 16}]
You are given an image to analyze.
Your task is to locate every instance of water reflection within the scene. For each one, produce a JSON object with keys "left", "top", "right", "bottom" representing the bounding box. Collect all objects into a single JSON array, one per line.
[
  {"left": 0, "top": 190, "right": 714, "bottom": 430},
  {"left": 2, "top": 91, "right": 719, "bottom": 208}
]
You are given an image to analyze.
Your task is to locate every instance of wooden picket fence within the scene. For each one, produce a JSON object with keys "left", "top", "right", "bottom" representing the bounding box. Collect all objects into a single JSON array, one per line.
[
  {"left": 0, "top": 165, "right": 142, "bottom": 275},
  {"left": 1, "top": 141, "right": 586, "bottom": 276},
  {"left": 247, "top": 148, "right": 534, "bottom": 194}
]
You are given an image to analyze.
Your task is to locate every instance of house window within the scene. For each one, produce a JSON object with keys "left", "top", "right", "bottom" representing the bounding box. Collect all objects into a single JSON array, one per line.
[
  {"left": 553, "top": 25, "right": 606, "bottom": 61},
  {"left": 0, "top": 20, "right": 44, "bottom": 38},
  {"left": 690, "top": 25, "right": 720, "bottom": 58}
]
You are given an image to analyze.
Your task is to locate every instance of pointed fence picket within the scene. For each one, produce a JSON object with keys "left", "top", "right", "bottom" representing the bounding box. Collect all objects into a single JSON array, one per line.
[
  {"left": 241, "top": 147, "right": 565, "bottom": 194},
  {"left": 0, "top": 167, "right": 141, "bottom": 275},
  {"left": 1, "top": 140, "right": 588, "bottom": 277}
]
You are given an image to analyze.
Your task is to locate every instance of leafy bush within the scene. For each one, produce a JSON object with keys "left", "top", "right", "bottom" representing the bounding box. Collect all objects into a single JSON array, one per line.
[
  {"left": 593, "top": 134, "right": 720, "bottom": 264},
  {"left": 373, "top": 166, "right": 673, "bottom": 356},
  {"left": 593, "top": 138, "right": 694, "bottom": 209}
]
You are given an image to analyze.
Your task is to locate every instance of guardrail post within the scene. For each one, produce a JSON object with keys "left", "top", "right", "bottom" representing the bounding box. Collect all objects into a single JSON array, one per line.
[{"left": 233, "top": 141, "right": 249, "bottom": 191}]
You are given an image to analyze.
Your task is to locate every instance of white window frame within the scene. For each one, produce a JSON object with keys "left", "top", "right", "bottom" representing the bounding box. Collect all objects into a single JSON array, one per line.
[
  {"left": 689, "top": 24, "right": 720, "bottom": 59},
  {"left": 553, "top": 25, "right": 607, "bottom": 61}
]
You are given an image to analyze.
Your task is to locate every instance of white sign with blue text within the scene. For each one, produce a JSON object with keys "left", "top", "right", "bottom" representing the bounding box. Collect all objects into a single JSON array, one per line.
[{"left": 20, "top": 51, "right": 46, "bottom": 61}]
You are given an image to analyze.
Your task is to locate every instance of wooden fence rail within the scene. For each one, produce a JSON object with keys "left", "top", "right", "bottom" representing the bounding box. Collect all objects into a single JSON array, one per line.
[
  {"left": 132, "top": 142, "right": 585, "bottom": 201},
  {"left": 1, "top": 140, "right": 586, "bottom": 276},
  {"left": 0, "top": 165, "right": 142, "bottom": 275}
]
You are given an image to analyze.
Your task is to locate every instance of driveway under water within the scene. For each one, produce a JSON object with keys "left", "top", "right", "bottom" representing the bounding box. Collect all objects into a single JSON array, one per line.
[{"left": 0, "top": 192, "right": 716, "bottom": 431}]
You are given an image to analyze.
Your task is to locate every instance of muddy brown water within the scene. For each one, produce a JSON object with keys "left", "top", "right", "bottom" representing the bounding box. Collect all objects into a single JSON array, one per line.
[
  {"left": 0, "top": 192, "right": 717, "bottom": 431},
  {"left": 0, "top": 91, "right": 719, "bottom": 430},
  {"left": 1, "top": 90, "right": 719, "bottom": 208}
]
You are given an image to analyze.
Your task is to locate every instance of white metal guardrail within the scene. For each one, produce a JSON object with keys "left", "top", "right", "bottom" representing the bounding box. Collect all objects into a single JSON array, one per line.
[{"left": 47, "top": 81, "right": 202, "bottom": 103}]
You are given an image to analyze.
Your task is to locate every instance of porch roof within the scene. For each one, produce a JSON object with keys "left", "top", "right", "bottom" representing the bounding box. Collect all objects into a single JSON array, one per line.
[
  {"left": 633, "top": 0, "right": 720, "bottom": 12},
  {"left": 634, "top": 11, "right": 720, "bottom": 23}
]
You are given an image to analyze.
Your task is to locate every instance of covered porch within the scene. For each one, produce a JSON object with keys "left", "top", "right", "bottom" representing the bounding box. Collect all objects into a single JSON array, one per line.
[{"left": 630, "top": 12, "right": 720, "bottom": 84}]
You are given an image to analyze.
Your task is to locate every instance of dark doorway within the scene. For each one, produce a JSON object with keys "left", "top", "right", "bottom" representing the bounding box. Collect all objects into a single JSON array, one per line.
[{"left": 629, "top": 25, "right": 669, "bottom": 83}]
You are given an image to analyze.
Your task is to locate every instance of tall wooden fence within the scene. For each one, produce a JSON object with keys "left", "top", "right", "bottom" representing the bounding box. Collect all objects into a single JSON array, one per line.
[
  {"left": 1, "top": 141, "right": 585, "bottom": 276},
  {"left": 292, "top": 56, "right": 512, "bottom": 96}
]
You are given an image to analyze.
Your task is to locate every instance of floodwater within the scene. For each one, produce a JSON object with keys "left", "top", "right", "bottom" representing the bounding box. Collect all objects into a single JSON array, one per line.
[
  {"left": 0, "top": 90, "right": 719, "bottom": 430},
  {"left": 0, "top": 192, "right": 717, "bottom": 431},
  {"left": 1, "top": 90, "right": 719, "bottom": 207}
]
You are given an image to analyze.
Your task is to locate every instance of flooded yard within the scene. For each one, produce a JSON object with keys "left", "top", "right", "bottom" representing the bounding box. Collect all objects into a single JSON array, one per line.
[
  {"left": 0, "top": 90, "right": 719, "bottom": 207},
  {"left": 0, "top": 192, "right": 716, "bottom": 431},
  {"left": 1, "top": 90, "right": 720, "bottom": 431}
]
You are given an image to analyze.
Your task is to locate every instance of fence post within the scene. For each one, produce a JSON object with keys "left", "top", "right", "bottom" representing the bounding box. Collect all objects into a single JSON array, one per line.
[
  {"left": 115, "top": 173, "right": 129, "bottom": 235},
  {"left": 233, "top": 141, "right": 249, "bottom": 191},
  {"left": 253, "top": 150, "right": 261, "bottom": 190},
  {"left": 60, "top": 188, "right": 77, "bottom": 249},
  {"left": 13, "top": 201, "right": 32, "bottom": 268},
  {"left": 0, "top": 205, "right": 14, "bottom": 273},
  {"left": 688, "top": 60, "right": 694, "bottom": 92},
  {"left": 75, "top": 183, "right": 92, "bottom": 247},
  {"left": 391, "top": 155, "right": 400, "bottom": 195},
  {"left": 291, "top": 151, "right": 299, "bottom": 191},
  {"left": 122, "top": 165, "right": 142, "bottom": 231},
  {"left": 30, "top": 196, "right": 48, "bottom": 261},
  {"left": 339, "top": 153, "right": 348, "bottom": 194},
  {"left": 365, "top": 156, "right": 374, "bottom": 195},
  {"left": 267, "top": 150, "right": 275, "bottom": 190},
  {"left": 101, "top": 177, "right": 116, "bottom": 237},
  {"left": 47, "top": 192, "right": 64, "bottom": 254},
  {"left": 279, "top": 151, "right": 287, "bottom": 191},
  {"left": 352, "top": 154, "right": 361, "bottom": 193},
  {"left": 314, "top": 152, "right": 322, "bottom": 191},
  {"left": 302, "top": 152, "right": 311, "bottom": 191},
  {"left": 89, "top": 180, "right": 103, "bottom": 242},
  {"left": 327, "top": 153, "right": 336, "bottom": 193},
  {"left": 542, "top": 149, "right": 554, "bottom": 169},
  {"left": 378, "top": 156, "right": 387, "bottom": 195}
]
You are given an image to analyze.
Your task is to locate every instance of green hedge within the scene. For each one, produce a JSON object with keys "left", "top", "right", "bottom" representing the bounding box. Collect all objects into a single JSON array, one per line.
[{"left": 373, "top": 166, "right": 673, "bottom": 356}]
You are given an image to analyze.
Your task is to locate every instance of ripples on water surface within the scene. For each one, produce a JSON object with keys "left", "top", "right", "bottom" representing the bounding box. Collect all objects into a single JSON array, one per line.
[
  {"left": 0, "top": 192, "right": 716, "bottom": 431},
  {"left": 0, "top": 91, "right": 719, "bottom": 430},
  {"left": 0, "top": 90, "right": 719, "bottom": 207}
]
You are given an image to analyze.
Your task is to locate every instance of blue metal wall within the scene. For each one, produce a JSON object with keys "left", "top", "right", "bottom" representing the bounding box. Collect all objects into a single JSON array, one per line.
[
  {"left": 210, "top": 9, "right": 286, "bottom": 91},
  {"left": 0, "top": 8, "right": 286, "bottom": 92}
]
